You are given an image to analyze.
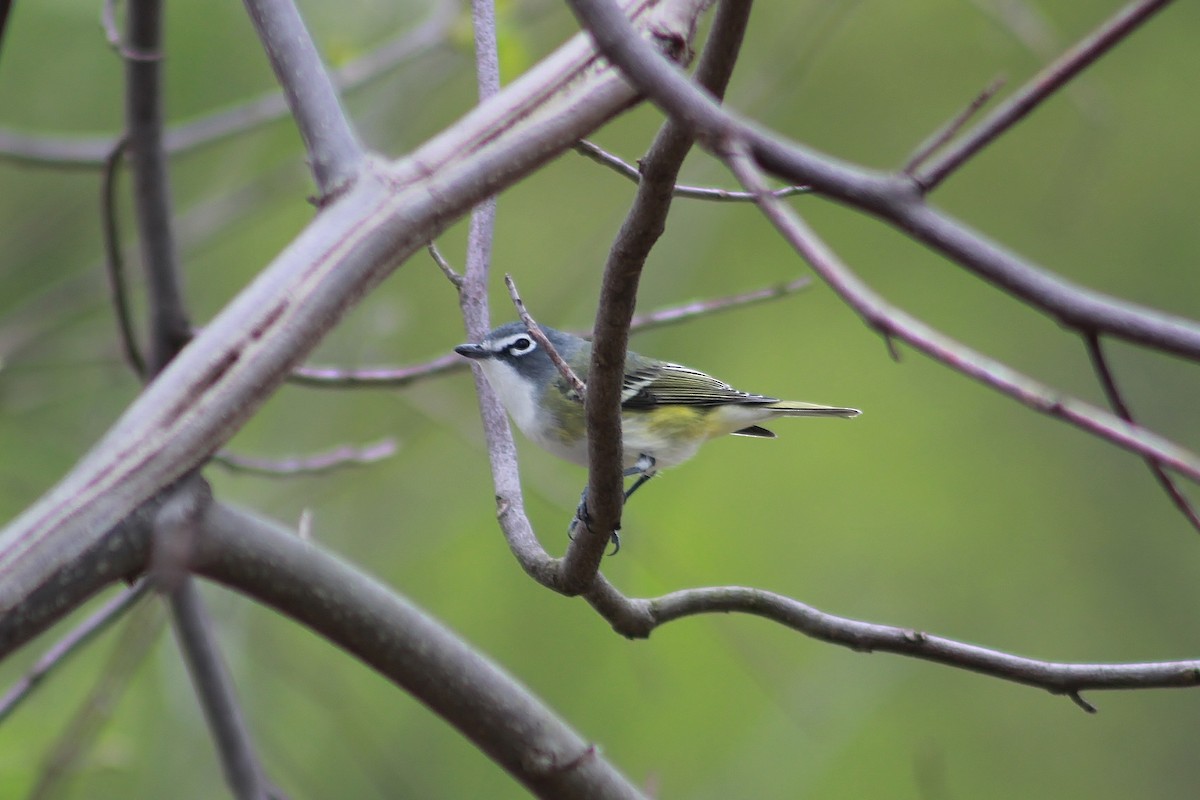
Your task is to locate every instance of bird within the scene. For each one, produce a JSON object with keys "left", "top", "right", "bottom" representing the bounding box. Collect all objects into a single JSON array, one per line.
[{"left": 455, "top": 322, "right": 859, "bottom": 540}]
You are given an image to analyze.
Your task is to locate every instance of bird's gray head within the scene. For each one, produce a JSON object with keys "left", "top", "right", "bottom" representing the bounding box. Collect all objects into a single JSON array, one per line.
[
  {"left": 454, "top": 323, "right": 586, "bottom": 439},
  {"left": 454, "top": 322, "right": 583, "bottom": 387}
]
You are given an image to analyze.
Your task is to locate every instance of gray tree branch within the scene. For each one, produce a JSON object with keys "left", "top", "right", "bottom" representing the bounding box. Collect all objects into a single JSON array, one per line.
[{"left": 0, "top": 0, "right": 714, "bottom": 614}]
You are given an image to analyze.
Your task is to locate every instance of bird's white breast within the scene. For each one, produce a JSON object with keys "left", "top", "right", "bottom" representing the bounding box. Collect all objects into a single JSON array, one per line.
[{"left": 476, "top": 360, "right": 590, "bottom": 465}]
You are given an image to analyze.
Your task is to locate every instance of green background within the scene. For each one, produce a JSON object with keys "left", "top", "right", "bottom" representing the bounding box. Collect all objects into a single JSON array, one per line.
[{"left": 2, "top": 0, "right": 1199, "bottom": 797}]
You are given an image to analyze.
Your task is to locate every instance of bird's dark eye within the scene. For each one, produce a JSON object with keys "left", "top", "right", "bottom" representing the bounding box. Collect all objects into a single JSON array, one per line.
[{"left": 508, "top": 336, "right": 534, "bottom": 355}]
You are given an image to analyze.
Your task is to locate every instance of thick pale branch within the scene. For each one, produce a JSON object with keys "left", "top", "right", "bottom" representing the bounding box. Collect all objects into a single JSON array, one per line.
[{"left": 0, "top": 0, "right": 714, "bottom": 615}]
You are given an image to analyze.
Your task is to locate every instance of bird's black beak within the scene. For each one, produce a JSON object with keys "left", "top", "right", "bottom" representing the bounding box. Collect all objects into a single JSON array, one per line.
[{"left": 454, "top": 343, "right": 490, "bottom": 360}]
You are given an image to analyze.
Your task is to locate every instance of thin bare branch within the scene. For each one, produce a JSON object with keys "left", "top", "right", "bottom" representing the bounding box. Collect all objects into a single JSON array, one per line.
[
  {"left": 100, "top": 137, "right": 146, "bottom": 377},
  {"left": 1083, "top": 333, "right": 1200, "bottom": 533},
  {"left": 638, "top": 585, "right": 1200, "bottom": 705},
  {"left": 125, "top": 0, "right": 191, "bottom": 374},
  {"left": 902, "top": 75, "right": 1006, "bottom": 175},
  {"left": 626, "top": 276, "right": 811, "bottom": 331},
  {"left": 241, "top": 0, "right": 365, "bottom": 197},
  {"left": 0, "top": 581, "right": 151, "bottom": 723},
  {"left": 504, "top": 274, "right": 587, "bottom": 399},
  {"left": 289, "top": 278, "right": 812, "bottom": 389},
  {"left": 914, "top": 0, "right": 1173, "bottom": 191},
  {"left": 428, "top": 242, "right": 463, "bottom": 288},
  {"left": 169, "top": 579, "right": 276, "bottom": 799},
  {"left": 724, "top": 139, "right": 1200, "bottom": 480},
  {"left": 574, "top": 139, "right": 810, "bottom": 201},
  {"left": 0, "top": 1, "right": 459, "bottom": 168},
  {"left": 213, "top": 439, "right": 398, "bottom": 477},
  {"left": 290, "top": 353, "right": 465, "bottom": 389}
]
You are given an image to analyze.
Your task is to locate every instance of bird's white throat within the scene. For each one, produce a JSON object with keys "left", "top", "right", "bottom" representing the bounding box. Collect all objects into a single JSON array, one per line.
[{"left": 477, "top": 359, "right": 543, "bottom": 439}]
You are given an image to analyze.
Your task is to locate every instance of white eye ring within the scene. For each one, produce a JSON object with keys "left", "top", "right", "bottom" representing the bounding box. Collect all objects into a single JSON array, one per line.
[
  {"left": 509, "top": 336, "right": 535, "bottom": 354},
  {"left": 496, "top": 333, "right": 536, "bottom": 356}
]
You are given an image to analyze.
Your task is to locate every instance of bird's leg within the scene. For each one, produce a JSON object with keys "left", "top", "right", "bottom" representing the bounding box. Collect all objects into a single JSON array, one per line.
[
  {"left": 622, "top": 454, "right": 657, "bottom": 503},
  {"left": 568, "top": 487, "right": 622, "bottom": 555},
  {"left": 567, "top": 455, "right": 655, "bottom": 555}
]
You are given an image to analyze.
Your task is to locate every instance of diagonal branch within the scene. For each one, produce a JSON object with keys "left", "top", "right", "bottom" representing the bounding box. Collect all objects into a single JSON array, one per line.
[
  {"left": 574, "top": 139, "right": 810, "bottom": 201},
  {"left": 241, "top": 0, "right": 365, "bottom": 196},
  {"left": 725, "top": 140, "right": 1200, "bottom": 484},
  {"left": 0, "top": 581, "right": 151, "bottom": 723}
]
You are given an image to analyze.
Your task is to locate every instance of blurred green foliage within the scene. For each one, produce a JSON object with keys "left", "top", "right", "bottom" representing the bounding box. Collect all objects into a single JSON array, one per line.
[{"left": 2, "top": 0, "right": 1200, "bottom": 797}]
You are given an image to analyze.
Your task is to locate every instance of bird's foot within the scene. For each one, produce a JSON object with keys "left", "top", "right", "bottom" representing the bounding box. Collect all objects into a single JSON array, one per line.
[{"left": 568, "top": 487, "right": 622, "bottom": 555}]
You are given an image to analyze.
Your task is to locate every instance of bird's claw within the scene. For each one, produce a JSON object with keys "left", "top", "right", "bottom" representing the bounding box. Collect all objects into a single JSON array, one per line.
[{"left": 568, "top": 490, "right": 621, "bottom": 555}]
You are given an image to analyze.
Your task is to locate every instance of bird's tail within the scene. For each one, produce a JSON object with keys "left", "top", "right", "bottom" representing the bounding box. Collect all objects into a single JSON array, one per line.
[{"left": 766, "top": 400, "right": 861, "bottom": 418}]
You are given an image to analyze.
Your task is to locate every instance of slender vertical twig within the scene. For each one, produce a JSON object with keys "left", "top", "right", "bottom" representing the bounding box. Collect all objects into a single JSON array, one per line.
[
  {"left": 241, "top": 0, "right": 365, "bottom": 197},
  {"left": 123, "top": 4, "right": 277, "bottom": 795},
  {"left": 100, "top": 137, "right": 147, "bottom": 377},
  {"left": 170, "top": 580, "right": 277, "bottom": 799},
  {"left": 565, "top": 0, "right": 756, "bottom": 587},
  {"left": 456, "top": 0, "right": 561, "bottom": 578},
  {"left": 125, "top": 0, "right": 191, "bottom": 374}
]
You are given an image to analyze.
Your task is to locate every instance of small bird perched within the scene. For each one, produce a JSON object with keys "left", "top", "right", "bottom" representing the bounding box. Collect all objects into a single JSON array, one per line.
[{"left": 455, "top": 322, "right": 860, "bottom": 531}]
